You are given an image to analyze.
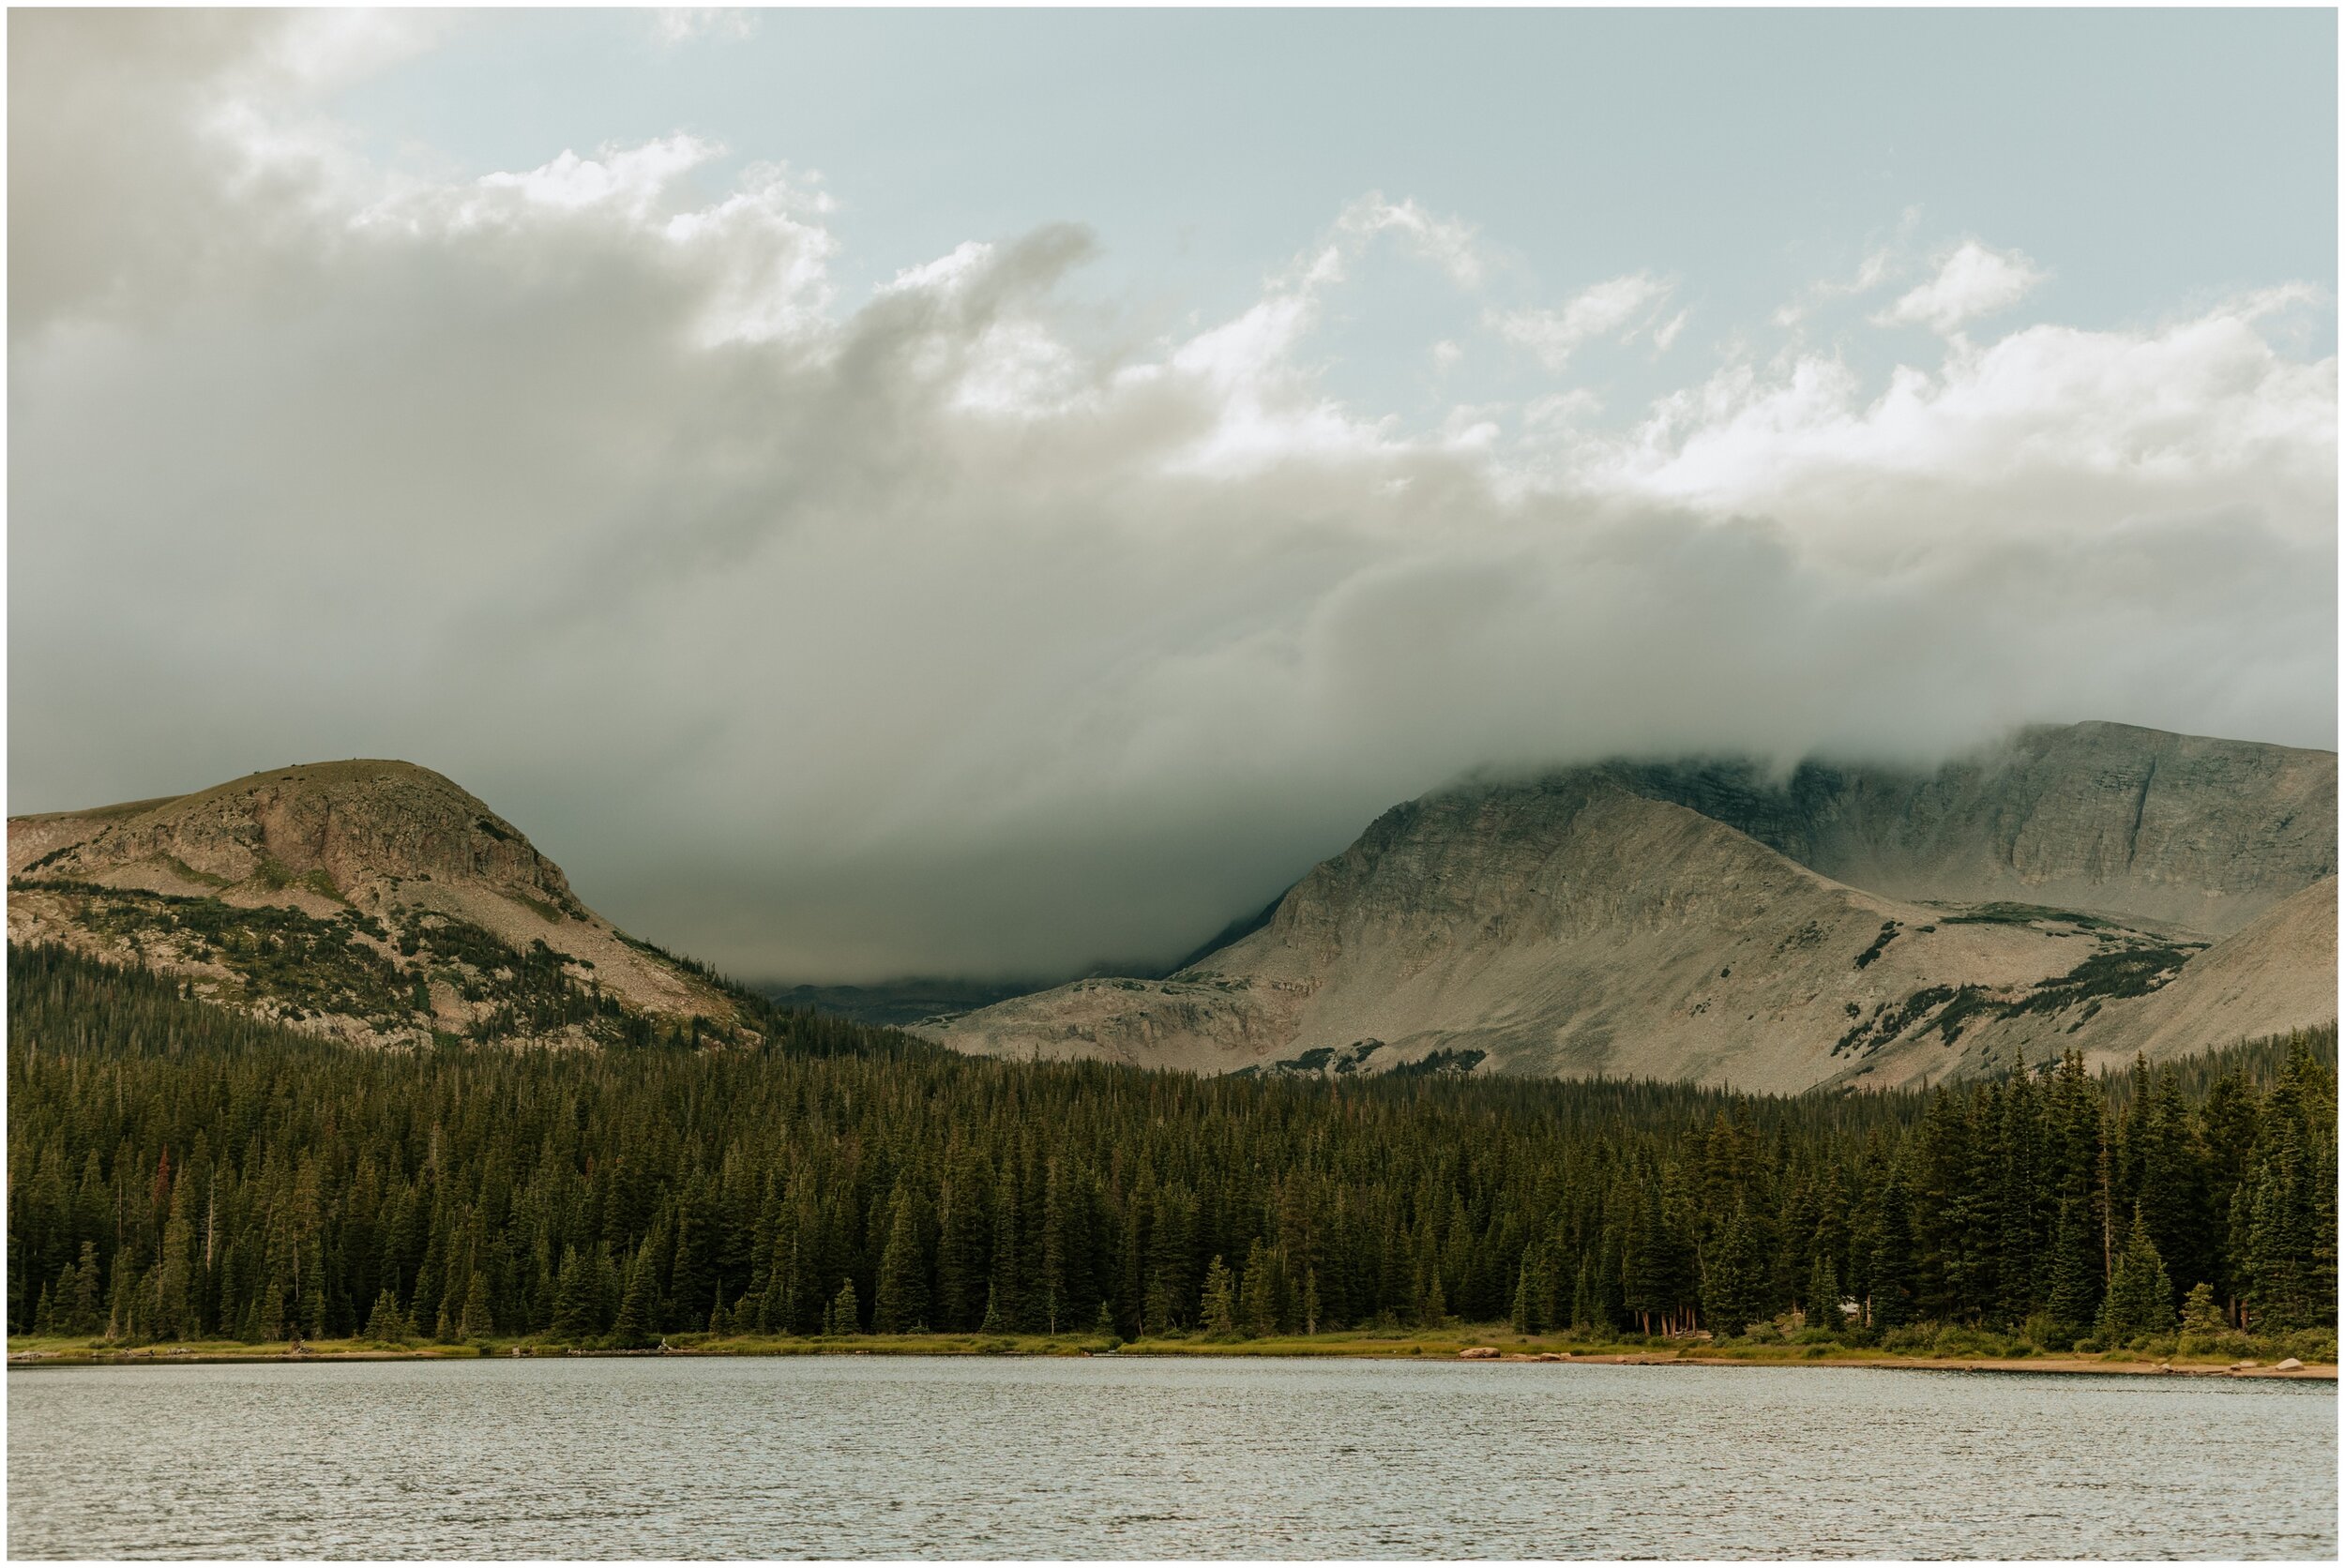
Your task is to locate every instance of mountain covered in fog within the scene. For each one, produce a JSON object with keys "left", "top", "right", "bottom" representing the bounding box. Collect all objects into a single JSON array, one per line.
[{"left": 929, "top": 723, "right": 2338, "bottom": 1092}]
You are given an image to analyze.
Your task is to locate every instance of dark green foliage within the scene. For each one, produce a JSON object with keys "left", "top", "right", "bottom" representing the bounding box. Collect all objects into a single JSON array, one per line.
[
  {"left": 6, "top": 943, "right": 2334, "bottom": 1350},
  {"left": 1853, "top": 922, "right": 1901, "bottom": 970},
  {"left": 1941, "top": 904, "right": 2112, "bottom": 929},
  {"left": 2098, "top": 1208, "right": 2176, "bottom": 1342}
]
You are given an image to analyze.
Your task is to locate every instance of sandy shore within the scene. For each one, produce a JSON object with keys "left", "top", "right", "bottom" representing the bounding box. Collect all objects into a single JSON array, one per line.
[{"left": 8, "top": 1337, "right": 2335, "bottom": 1380}]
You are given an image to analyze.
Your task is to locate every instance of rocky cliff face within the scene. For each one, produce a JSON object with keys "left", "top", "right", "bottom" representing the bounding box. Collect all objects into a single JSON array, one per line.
[
  {"left": 1595, "top": 722, "right": 2337, "bottom": 937},
  {"left": 8, "top": 761, "right": 741, "bottom": 1044},
  {"left": 932, "top": 724, "right": 2337, "bottom": 1090}
]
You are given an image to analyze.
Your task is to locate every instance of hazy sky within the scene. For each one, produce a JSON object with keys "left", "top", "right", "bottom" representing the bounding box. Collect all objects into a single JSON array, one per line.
[{"left": 9, "top": 9, "right": 2337, "bottom": 982}]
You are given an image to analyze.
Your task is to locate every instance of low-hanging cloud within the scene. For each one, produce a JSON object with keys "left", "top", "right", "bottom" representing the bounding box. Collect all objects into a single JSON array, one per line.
[{"left": 9, "top": 13, "right": 2336, "bottom": 981}]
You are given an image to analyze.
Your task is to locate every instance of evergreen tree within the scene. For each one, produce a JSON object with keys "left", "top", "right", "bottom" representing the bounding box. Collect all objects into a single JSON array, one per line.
[
  {"left": 2044, "top": 1193, "right": 2102, "bottom": 1339},
  {"left": 613, "top": 1248, "right": 657, "bottom": 1349},
  {"left": 458, "top": 1270, "right": 492, "bottom": 1340},
  {"left": 2097, "top": 1207, "right": 2176, "bottom": 1344},
  {"left": 1805, "top": 1253, "right": 1841, "bottom": 1332},
  {"left": 1238, "top": 1239, "right": 1278, "bottom": 1338},
  {"left": 552, "top": 1245, "right": 595, "bottom": 1340},
  {"left": 2177, "top": 1281, "right": 2227, "bottom": 1347},
  {"left": 1702, "top": 1201, "right": 1765, "bottom": 1335},
  {"left": 830, "top": 1277, "right": 861, "bottom": 1336},
  {"left": 365, "top": 1288, "right": 411, "bottom": 1343},
  {"left": 874, "top": 1198, "right": 928, "bottom": 1334},
  {"left": 1199, "top": 1255, "right": 1236, "bottom": 1336}
]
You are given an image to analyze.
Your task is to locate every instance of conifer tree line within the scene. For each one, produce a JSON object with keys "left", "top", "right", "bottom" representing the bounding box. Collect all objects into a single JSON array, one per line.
[{"left": 7, "top": 943, "right": 2335, "bottom": 1351}]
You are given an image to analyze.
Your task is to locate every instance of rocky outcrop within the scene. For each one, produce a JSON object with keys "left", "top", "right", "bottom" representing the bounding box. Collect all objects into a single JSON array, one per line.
[
  {"left": 8, "top": 761, "right": 740, "bottom": 1043},
  {"left": 933, "top": 724, "right": 2337, "bottom": 1090}
]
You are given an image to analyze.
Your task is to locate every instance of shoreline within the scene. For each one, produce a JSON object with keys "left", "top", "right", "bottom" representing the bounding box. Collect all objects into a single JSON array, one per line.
[{"left": 9, "top": 1334, "right": 2334, "bottom": 1380}]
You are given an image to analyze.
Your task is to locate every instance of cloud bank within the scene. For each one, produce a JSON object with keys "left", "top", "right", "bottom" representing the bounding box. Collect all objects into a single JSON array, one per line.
[{"left": 9, "top": 13, "right": 2336, "bottom": 980}]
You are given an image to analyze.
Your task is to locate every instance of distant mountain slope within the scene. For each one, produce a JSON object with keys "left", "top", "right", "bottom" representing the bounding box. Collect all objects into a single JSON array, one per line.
[
  {"left": 756, "top": 977, "right": 1055, "bottom": 1030},
  {"left": 8, "top": 761, "right": 745, "bottom": 1045},
  {"left": 930, "top": 724, "right": 2337, "bottom": 1090},
  {"left": 1595, "top": 721, "right": 2336, "bottom": 937},
  {"left": 2063, "top": 876, "right": 2339, "bottom": 1069}
]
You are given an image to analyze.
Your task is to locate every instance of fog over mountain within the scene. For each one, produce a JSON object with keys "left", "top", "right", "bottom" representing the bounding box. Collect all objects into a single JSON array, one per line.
[{"left": 9, "top": 11, "right": 2336, "bottom": 981}]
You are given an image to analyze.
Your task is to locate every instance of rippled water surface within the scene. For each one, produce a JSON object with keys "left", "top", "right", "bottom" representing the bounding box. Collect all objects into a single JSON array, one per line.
[{"left": 8, "top": 1355, "right": 2336, "bottom": 1559}]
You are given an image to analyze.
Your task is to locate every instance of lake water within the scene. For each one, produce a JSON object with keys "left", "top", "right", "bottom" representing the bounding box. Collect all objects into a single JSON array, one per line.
[{"left": 8, "top": 1355, "right": 2336, "bottom": 1559}]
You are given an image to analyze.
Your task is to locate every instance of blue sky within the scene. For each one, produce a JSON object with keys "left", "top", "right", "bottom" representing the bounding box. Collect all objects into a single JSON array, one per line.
[
  {"left": 326, "top": 8, "right": 2337, "bottom": 420},
  {"left": 10, "top": 8, "right": 2337, "bottom": 979}
]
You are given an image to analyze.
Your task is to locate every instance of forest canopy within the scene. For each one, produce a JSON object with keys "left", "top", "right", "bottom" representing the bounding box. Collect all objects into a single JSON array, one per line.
[{"left": 7, "top": 943, "right": 2334, "bottom": 1357}]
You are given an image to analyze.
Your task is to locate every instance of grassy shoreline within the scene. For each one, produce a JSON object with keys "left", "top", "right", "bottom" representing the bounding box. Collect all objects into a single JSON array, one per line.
[{"left": 10, "top": 1329, "right": 2333, "bottom": 1380}]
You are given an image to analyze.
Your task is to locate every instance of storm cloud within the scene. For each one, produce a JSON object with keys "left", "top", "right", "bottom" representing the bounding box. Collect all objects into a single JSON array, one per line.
[{"left": 9, "top": 12, "right": 2336, "bottom": 980}]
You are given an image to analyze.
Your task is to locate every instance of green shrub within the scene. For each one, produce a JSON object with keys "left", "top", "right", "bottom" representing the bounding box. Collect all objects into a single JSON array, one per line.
[
  {"left": 1929, "top": 1325, "right": 2012, "bottom": 1359},
  {"left": 2020, "top": 1311, "right": 2072, "bottom": 1352}
]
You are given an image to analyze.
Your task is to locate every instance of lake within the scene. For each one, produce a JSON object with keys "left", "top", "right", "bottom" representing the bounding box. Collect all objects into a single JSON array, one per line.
[{"left": 8, "top": 1355, "right": 2336, "bottom": 1559}]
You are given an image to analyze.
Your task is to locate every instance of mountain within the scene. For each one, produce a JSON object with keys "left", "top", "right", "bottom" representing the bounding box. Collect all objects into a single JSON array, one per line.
[
  {"left": 7, "top": 761, "right": 746, "bottom": 1045},
  {"left": 1589, "top": 721, "right": 2336, "bottom": 937},
  {"left": 928, "top": 724, "right": 2337, "bottom": 1091}
]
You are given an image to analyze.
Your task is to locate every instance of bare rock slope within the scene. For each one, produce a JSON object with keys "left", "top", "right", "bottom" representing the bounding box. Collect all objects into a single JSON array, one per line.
[
  {"left": 931, "top": 724, "right": 2337, "bottom": 1090},
  {"left": 8, "top": 761, "right": 742, "bottom": 1045}
]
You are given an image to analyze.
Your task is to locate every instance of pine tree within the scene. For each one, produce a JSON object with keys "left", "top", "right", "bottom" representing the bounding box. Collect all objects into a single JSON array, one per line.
[
  {"left": 978, "top": 1281, "right": 1005, "bottom": 1334},
  {"left": 1805, "top": 1252, "right": 1841, "bottom": 1333},
  {"left": 2177, "top": 1281, "right": 2227, "bottom": 1349},
  {"left": 365, "top": 1288, "right": 411, "bottom": 1343},
  {"left": 1199, "top": 1255, "right": 1236, "bottom": 1336},
  {"left": 458, "top": 1270, "right": 492, "bottom": 1340},
  {"left": 1569, "top": 1255, "right": 1598, "bottom": 1334},
  {"left": 1238, "top": 1239, "right": 1278, "bottom": 1338},
  {"left": 613, "top": 1249, "right": 657, "bottom": 1349},
  {"left": 2097, "top": 1207, "right": 2176, "bottom": 1345},
  {"left": 69, "top": 1242, "right": 100, "bottom": 1336},
  {"left": 1702, "top": 1201, "right": 1764, "bottom": 1336},
  {"left": 2044, "top": 1192, "right": 2102, "bottom": 1340},
  {"left": 873, "top": 1199, "right": 928, "bottom": 1334},
  {"left": 830, "top": 1277, "right": 861, "bottom": 1336},
  {"left": 552, "top": 1245, "right": 594, "bottom": 1340}
]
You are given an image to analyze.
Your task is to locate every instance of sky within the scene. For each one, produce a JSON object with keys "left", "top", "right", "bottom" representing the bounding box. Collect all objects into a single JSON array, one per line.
[{"left": 8, "top": 8, "right": 2338, "bottom": 983}]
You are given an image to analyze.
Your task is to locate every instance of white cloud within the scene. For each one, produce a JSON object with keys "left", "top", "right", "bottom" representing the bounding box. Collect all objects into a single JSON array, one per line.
[
  {"left": 1878, "top": 239, "right": 2049, "bottom": 335},
  {"left": 1335, "top": 194, "right": 1487, "bottom": 289},
  {"left": 1772, "top": 211, "right": 1920, "bottom": 328},
  {"left": 8, "top": 13, "right": 2334, "bottom": 979},
  {"left": 1488, "top": 273, "right": 1675, "bottom": 369},
  {"left": 654, "top": 9, "right": 757, "bottom": 46}
]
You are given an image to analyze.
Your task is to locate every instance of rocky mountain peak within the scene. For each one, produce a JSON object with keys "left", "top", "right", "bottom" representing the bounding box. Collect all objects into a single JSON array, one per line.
[{"left": 8, "top": 761, "right": 738, "bottom": 1046}]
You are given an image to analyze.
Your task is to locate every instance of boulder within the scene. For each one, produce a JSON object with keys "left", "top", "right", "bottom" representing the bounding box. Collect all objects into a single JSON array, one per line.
[
  {"left": 2277, "top": 1357, "right": 2305, "bottom": 1370},
  {"left": 1460, "top": 1346, "right": 1501, "bottom": 1359}
]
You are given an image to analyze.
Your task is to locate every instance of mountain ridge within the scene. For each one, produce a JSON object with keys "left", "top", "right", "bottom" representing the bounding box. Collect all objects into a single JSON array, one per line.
[
  {"left": 929, "top": 722, "right": 2337, "bottom": 1090},
  {"left": 8, "top": 760, "right": 747, "bottom": 1045}
]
